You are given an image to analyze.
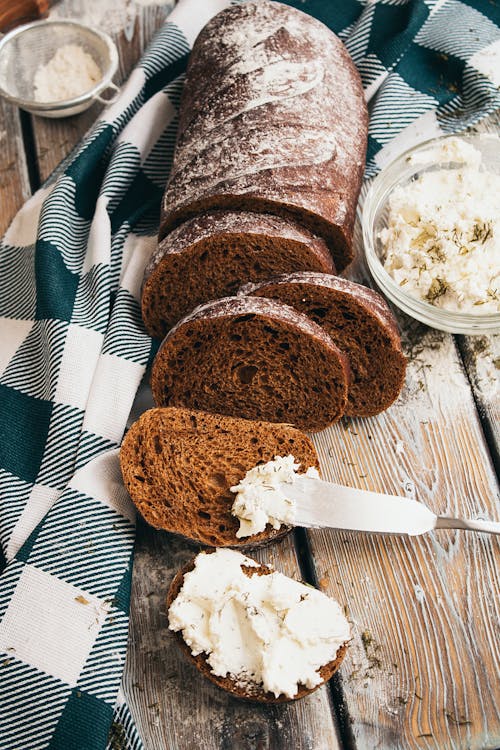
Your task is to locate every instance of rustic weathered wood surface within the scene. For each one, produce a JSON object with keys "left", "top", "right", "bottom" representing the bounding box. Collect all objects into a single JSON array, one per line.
[
  {"left": 0, "top": 101, "right": 30, "bottom": 235},
  {"left": 1, "top": 2, "right": 498, "bottom": 749}
]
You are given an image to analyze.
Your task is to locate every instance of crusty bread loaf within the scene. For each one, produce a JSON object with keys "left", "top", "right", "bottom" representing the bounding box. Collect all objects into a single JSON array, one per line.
[
  {"left": 161, "top": 1, "right": 368, "bottom": 272},
  {"left": 166, "top": 553, "right": 348, "bottom": 702},
  {"left": 150, "top": 296, "right": 351, "bottom": 431},
  {"left": 141, "top": 210, "right": 335, "bottom": 338},
  {"left": 240, "top": 272, "right": 406, "bottom": 416},
  {"left": 120, "top": 407, "right": 319, "bottom": 547}
]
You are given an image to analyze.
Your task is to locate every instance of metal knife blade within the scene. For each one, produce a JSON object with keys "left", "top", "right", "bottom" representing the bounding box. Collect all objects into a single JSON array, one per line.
[{"left": 284, "top": 476, "right": 500, "bottom": 536}]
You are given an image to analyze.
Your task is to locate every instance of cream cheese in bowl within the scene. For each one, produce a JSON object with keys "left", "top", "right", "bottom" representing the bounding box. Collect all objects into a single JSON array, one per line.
[
  {"left": 380, "top": 137, "right": 499, "bottom": 313},
  {"left": 362, "top": 134, "right": 500, "bottom": 334}
]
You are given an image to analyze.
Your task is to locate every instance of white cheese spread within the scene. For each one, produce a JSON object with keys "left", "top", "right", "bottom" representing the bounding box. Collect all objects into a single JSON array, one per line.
[
  {"left": 230, "top": 455, "right": 319, "bottom": 538},
  {"left": 380, "top": 136, "right": 500, "bottom": 314},
  {"left": 168, "top": 548, "right": 351, "bottom": 698}
]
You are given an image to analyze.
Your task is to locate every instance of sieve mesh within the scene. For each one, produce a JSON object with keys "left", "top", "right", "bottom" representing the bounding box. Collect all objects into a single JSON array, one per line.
[{"left": 0, "top": 22, "right": 113, "bottom": 103}]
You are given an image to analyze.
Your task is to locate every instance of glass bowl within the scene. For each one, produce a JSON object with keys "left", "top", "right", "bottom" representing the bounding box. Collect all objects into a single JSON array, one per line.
[
  {"left": 0, "top": 20, "right": 119, "bottom": 117},
  {"left": 362, "top": 133, "right": 500, "bottom": 335}
]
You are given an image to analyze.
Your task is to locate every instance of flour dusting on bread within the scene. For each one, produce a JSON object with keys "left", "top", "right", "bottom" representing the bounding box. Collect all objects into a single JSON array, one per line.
[{"left": 161, "top": 0, "right": 368, "bottom": 271}]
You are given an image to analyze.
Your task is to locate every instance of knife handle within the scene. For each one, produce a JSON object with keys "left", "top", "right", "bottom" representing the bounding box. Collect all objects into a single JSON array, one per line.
[{"left": 436, "top": 516, "right": 500, "bottom": 535}]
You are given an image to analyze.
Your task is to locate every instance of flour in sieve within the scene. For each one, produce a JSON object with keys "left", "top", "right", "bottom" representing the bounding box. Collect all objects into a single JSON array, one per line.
[{"left": 33, "top": 44, "right": 102, "bottom": 103}]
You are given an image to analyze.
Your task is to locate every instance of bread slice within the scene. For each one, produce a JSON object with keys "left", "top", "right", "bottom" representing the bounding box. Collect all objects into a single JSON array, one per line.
[
  {"left": 141, "top": 210, "right": 336, "bottom": 338},
  {"left": 120, "top": 407, "right": 319, "bottom": 547},
  {"left": 241, "top": 272, "right": 406, "bottom": 416},
  {"left": 166, "top": 552, "right": 348, "bottom": 702},
  {"left": 160, "top": 1, "right": 368, "bottom": 272},
  {"left": 150, "top": 295, "right": 351, "bottom": 432}
]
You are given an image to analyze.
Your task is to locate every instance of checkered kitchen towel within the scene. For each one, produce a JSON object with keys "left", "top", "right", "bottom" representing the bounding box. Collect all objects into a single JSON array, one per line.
[{"left": 0, "top": 1, "right": 498, "bottom": 748}]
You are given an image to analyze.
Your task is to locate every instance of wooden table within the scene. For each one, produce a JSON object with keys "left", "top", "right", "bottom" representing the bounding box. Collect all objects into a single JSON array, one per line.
[{"left": 1, "top": 2, "right": 499, "bottom": 748}]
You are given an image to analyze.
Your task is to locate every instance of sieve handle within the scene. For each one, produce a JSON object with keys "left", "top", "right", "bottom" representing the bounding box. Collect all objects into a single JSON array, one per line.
[{"left": 94, "top": 81, "right": 120, "bottom": 106}]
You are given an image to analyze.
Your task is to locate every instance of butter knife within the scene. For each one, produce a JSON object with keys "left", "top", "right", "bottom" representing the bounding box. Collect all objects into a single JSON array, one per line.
[{"left": 285, "top": 476, "right": 500, "bottom": 536}]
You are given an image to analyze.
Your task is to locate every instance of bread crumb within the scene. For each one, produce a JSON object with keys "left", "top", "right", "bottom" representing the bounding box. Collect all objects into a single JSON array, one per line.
[
  {"left": 318, "top": 575, "right": 329, "bottom": 591},
  {"left": 74, "top": 595, "right": 90, "bottom": 605}
]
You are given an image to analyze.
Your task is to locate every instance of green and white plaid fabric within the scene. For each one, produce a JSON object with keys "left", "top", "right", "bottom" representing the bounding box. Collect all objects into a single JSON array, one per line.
[{"left": 0, "top": 1, "right": 498, "bottom": 748}]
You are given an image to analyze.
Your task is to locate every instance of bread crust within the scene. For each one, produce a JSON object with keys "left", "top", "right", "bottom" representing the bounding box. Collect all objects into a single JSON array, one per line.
[
  {"left": 120, "top": 407, "right": 319, "bottom": 547},
  {"left": 161, "top": 1, "right": 368, "bottom": 272},
  {"left": 166, "top": 553, "right": 348, "bottom": 702},
  {"left": 141, "top": 210, "right": 335, "bottom": 337}
]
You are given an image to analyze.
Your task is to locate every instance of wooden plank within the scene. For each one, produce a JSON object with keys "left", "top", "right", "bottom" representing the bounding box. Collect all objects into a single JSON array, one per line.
[
  {"left": 32, "top": 106, "right": 101, "bottom": 183},
  {"left": 124, "top": 522, "right": 342, "bottom": 750},
  {"left": 31, "top": 0, "right": 175, "bottom": 182},
  {"left": 307, "top": 274, "right": 500, "bottom": 748},
  {"left": 0, "top": 100, "right": 31, "bottom": 234}
]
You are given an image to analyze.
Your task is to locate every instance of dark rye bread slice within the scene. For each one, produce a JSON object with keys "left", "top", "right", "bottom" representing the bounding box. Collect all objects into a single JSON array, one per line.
[
  {"left": 240, "top": 272, "right": 406, "bottom": 417},
  {"left": 161, "top": 1, "right": 368, "bottom": 272},
  {"left": 142, "top": 210, "right": 336, "bottom": 338},
  {"left": 120, "top": 407, "right": 319, "bottom": 547},
  {"left": 151, "top": 296, "right": 351, "bottom": 432},
  {"left": 166, "top": 553, "right": 348, "bottom": 702}
]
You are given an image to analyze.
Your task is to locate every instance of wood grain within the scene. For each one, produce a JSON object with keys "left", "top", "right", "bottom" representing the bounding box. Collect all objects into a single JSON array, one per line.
[
  {"left": 124, "top": 521, "right": 342, "bottom": 750},
  {"left": 307, "top": 245, "right": 500, "bottom": 750},
  {"left": 0, "top": 101, "right": 31, "bottom": 234}
]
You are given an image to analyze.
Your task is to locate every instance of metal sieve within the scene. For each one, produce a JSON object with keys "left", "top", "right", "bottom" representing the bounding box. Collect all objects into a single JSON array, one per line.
[{"left": 0, "top": 19, "right": 119, "bottom": 117}]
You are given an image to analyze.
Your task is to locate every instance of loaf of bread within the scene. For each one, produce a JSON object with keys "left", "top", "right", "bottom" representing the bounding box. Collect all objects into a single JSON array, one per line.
[
  {"left": 120, "top": 406, "right": 319, "bottom": 547},
  {"left": 141, "top": 210, "right": 335, "bottom": 338},
  {"left": 241, "top": 272, "right": 406, "bottom": 416},
  {"left": 161, "top": 1, "right": 368, "bottom": 272},
  {"left": 151, "top": 296, "right": 351, "bottom": 431},
  {"left": 166, "top": 553, "right": 347, "bottom": 702}
]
